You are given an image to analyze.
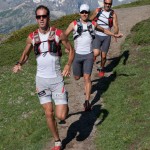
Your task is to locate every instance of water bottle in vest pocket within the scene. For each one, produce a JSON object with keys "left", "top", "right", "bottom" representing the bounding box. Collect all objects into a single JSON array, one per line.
[{"left": 50, "top": 40, "right": 57, "bottom": 53}]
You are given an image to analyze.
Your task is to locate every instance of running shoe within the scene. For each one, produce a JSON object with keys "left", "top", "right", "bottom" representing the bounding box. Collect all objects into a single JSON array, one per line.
[
  {"left": 83, "top": 100, "right": 91, "bottom": 111},
  {"left": 51, "top": 141, "right": 62, "bottom": 150},
  {"left": 51, "top": 146, "right": 61, "bottom": 150}
]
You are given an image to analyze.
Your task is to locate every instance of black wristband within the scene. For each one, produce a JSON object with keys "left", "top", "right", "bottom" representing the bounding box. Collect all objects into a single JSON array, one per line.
[{"left": 15, "top": 62, "right": 21, "bottom": 65}]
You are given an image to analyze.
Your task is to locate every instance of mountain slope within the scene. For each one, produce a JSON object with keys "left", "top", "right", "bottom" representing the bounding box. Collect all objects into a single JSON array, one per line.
[{"left": 0, "top": 0, "right": 137, "bottom": 34}]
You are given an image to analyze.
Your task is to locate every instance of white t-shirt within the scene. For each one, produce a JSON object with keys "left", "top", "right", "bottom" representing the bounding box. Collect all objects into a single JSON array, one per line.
[{"left": 96, "top": 10, "right": 111, "bottom": 36}]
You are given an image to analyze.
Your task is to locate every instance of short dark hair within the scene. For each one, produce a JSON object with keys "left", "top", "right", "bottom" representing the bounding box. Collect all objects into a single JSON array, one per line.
[
  {"left": 104, "top": 0, "right": 113, "bottom": 3},
  {"left": 35, "top": 5, "right": 50, "bottom": 16}
]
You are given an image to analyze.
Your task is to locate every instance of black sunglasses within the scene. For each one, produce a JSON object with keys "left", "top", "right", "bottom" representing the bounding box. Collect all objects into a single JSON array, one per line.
[
  {"left": 104, "top": 2, "right": 112, "bottom": 5},
  {"left": 80, "top": 10, "right": 89, "bottom": 14},
  {"left": 36, "top": 15, "right": 48, "bottom": 19}
]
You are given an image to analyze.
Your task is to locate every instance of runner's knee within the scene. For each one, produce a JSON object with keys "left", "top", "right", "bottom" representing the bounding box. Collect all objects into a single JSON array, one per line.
[
  {"left": 93, "top": 49, "right": 100, "bottom": 57},
  {"left": 44, "top": 110, "right": 54, "bottom": 119},
  {"left": 84, "top": 76, "right": 91, "bottom": 83},
  {"left": 56, "top": 113, "right": 66, "bottom": 121},
  {"left": 101, "top": 55, "right": 106, "bottom": 60}
]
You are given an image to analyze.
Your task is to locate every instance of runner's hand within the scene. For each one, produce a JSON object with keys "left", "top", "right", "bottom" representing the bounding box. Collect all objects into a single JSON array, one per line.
[
  {"left": 62, "top": 64, "right": 71, "bottom": 77},
  {"left": 12, "top": 64, "right": 22, "bottom": 73},
  {"left": 114, "top": 33, "right": 123, "bottom": 38}
]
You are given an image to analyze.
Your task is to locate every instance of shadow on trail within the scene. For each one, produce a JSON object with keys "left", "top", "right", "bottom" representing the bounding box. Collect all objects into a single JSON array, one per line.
[
  {"left": 96, "top": 50, "right": 129, "bottom": 72},
  {"left": 105, "top": 50, "right": 129, "bottom": 72},
  {"left": 91, "top": 71, "right": 117, "bottom": 106},
  {"left": 62, "top": 104, "right": 108, "bottom": 149},
  {"left": 91, "top": 50, "right": 130, "bottom": 106}
]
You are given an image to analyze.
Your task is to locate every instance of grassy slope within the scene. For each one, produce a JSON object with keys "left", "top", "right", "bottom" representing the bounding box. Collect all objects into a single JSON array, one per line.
[
  {"left": 95, "top": 1, "right": 150, "bottom": 149},
  {"left": 95, "top": 11, "right": 150, "bottom": 150}
]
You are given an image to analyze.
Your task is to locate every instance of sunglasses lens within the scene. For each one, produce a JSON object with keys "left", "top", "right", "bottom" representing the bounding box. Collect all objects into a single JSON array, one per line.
[
  {"left": 80, "top": 11, "right": 88, "bottom": 14},
  {"left": 36, "top": 15, "right": 47, "bottom": 19},
  {"left": 36, "top": 16, "right": 40, "bottom": 19},
  {"left": 104, "top": 2, "right": 112, "bottom": 5},
  {"left": 42, "top": 15, "right": 48, "bottom": 18}
]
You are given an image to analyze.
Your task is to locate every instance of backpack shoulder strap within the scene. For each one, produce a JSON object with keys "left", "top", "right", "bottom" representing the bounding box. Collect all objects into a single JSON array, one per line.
[
  {"left": 96, "top": 7, "right": 103, "bottom": 18},
  {"left": 109, "top": 9, "right": 114, "bottom": 18},
  {"left": 48, "top": 27, "right": 56, "bottom": 41},
  {"left": 33, "top": 29, "right": 41, "bottom": 44},
  {"left": 55, "top": 28, "right": 62, "bottom": 43},
  {"left": 87, "top": 20, "right": 95, "bottom": 39},
  {"left": 49, "top": 27, "right": 56, "bottom": 36},
  {"left": 76, "top": 19, "right": 83, "bottom": 35},
  {"left": 76, "top": 19, "right": 82, "bottom": 27}
]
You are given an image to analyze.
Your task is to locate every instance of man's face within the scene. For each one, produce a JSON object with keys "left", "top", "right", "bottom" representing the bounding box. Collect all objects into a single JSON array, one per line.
[
  {"left": 104, "top": 0, "right": 112, "bottom": 11},
  {"left": 36, "top": 8, "right": 49, "bottom": 29},
  {"left": 80, "top": 10, "right": 89, "bottom": 21}
]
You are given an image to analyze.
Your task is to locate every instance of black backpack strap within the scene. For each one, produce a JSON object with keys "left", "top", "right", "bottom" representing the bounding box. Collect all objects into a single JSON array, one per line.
[
  {"left": 108, "top": 9, "right": 114, "bottom": 28},
  {"left": 73, "top": 19, "right": 83, "bottom": 40},
  {"left": 33, "top": 30, "right": 41, "bottom": 56},
  {"left": 109, "top": 9, "right": 114, "bottom": 18},
  {"left": 96, "top": 8, "right": 103, "bottom": 21},
  {"left": 87, "top": 20, "right": 95, "bottom": 39},
  {"left": 76, "top": 19, "right": 83, "bottom": 35}
]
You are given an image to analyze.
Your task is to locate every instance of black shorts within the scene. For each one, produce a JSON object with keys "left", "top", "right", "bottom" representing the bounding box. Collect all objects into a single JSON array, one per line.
[
  {"left": 73, "top": 53, "right": 94, "bottom": 77},
  {"left": 92, "top": 34, "right": 111, "bottom": 53}
]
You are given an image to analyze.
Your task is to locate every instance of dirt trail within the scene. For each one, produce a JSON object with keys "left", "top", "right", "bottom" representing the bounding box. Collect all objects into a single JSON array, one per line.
[{"left": 44, "top": 5, "right": 150, "bottom": 150}]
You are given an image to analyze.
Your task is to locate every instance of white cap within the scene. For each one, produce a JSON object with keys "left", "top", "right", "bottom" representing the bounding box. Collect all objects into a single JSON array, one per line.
[{"left": 80, "top": 4, "right": 90, "bottom": 12}]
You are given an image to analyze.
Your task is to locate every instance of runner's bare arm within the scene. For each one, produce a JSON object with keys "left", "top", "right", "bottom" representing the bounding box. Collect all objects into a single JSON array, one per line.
[
  {"left": 60, "top": 32, "right": 75, "bottom": 77},
  {"left": 95, "top": 22, "right": 123, "bottom": 38},
  {"left": 64, "top": 22, "right": 74, "bottom": 53},
  {"left": 89, "top": 9, "right": 97, "bottom": 20},
  {"left": 65, "top": 22, "right": 74, "bottom": 37},
  {"left": 12, "top": 37, "right": 33, "bottom": 73},
  {"left": 113, "top": 13, "right": 119, "bottom": 34},
  {"left": 95, "top": 22, "right": 114, "bottom": 36}
]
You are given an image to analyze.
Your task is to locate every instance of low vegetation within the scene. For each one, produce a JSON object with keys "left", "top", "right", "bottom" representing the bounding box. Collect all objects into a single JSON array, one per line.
[{"left": 95, "top": 18, "right": 150, "bottom": 150}]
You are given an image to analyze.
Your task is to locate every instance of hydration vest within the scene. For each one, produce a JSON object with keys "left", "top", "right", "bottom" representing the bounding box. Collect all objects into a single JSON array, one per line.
[
  {"left": 94, "top": 8, "right": 114, "bottom": 28},
  {"left": 33, "top": 27, "right": 62, "bottom": 57},
  {"left": 73, "top": 19, "right": 95, "bottom": 40}
]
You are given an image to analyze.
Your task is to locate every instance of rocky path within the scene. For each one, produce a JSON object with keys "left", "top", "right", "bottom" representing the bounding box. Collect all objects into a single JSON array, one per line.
[{"left": 44, "top": 5, "right": 150, "bottom": 150}]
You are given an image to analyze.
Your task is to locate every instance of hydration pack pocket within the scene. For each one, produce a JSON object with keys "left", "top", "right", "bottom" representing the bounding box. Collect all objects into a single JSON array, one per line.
[
  {"left": 108, "top": 18, "right": 113, "bottom": 28},
  {"left": 34, "top": 43, "right": 41, "bottom": 56},
  {"left": 77, "top": 25, "right": 82, "bottom": 35},
  {"left": 50, "top": 40, "right": 57, "bottom": 53}
]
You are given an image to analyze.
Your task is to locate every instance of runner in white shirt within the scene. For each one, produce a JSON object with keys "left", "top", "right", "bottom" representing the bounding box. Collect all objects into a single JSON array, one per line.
[
  {"left": 12, "top": 5, "right": 74, "bottom": 150},
  {"left": 65, "top": 4, "right": 122, "bottom": 111},
  {"left": 90, "top": 0, "right": 120, "bottom": 77}
]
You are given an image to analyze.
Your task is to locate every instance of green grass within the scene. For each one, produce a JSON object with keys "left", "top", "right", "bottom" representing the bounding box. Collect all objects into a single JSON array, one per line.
[
  {"left": 0, "top": 65, "right": 50, "bottom": 150},
  {"left": 95, "top": 18, "right": 150, "bottom": 150}
]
